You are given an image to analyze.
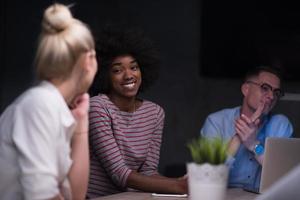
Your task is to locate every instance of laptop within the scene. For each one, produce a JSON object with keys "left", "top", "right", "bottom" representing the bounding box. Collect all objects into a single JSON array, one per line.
[
  {"left": 243, "top": 137, "right": 300, "bottom": 194},
  {"left": 255, "top": 164, "right": 300, "bottom": 200},
  {"left": 259, "top": 137, "right": 300, "bottom": 193}
]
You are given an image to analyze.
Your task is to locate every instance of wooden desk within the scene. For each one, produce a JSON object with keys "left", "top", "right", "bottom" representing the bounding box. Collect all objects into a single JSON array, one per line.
[{"left": 92, "top": 188, "right": 259, "bottom": 200}]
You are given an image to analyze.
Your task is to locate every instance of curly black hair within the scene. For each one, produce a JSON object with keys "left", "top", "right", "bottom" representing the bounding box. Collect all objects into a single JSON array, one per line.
[{"left": 89, "top": 25, "right": 160, "bottom": 97}]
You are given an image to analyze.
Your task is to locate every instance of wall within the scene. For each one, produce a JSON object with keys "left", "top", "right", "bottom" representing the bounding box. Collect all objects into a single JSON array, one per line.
[{"left": 1, "top": 0, "right": 300, "bottom": 176}]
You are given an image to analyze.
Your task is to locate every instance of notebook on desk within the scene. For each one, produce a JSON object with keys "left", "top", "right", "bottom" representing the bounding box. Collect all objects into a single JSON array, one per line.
[{"left": 258, "top": 137, "right": 300, "bottom": 193}]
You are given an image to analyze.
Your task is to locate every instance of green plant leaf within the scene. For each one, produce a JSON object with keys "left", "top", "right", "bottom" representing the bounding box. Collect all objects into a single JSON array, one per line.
[{"left": 187, "top": 136, "right": 228, "bottom": 165}]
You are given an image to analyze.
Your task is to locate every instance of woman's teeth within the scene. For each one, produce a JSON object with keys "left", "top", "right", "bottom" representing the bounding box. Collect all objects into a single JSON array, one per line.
[{"left": 123, "top": 83, "right": 135, "bottom": 89}]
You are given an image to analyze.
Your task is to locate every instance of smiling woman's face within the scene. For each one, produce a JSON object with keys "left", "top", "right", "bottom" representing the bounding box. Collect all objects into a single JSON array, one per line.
[{"left": 108, "top": 54, "right": 142, "bottom": 99}]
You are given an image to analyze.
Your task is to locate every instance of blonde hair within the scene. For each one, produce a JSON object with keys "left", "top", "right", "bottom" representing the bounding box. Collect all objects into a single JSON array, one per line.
[{"left": 35, "top": 3, "right": 95, "bottom": 80}]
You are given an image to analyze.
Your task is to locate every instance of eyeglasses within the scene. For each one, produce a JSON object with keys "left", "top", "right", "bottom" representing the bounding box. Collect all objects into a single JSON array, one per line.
[{"left": 246, "top": 80, "right": 284, "bottom": 99}]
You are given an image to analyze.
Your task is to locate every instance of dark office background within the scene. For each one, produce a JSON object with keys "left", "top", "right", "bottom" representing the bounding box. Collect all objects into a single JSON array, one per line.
[{"left": 1, "top": 0, "right": 300, "bottom": 176}]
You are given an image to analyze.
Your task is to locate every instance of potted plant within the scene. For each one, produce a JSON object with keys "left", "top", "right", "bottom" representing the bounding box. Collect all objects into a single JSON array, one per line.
[{"left": 187, "top": 137, "right": 229, "bottom": 200}]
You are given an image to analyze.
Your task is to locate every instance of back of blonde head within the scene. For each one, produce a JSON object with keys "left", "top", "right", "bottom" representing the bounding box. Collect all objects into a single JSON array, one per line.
[{"left": 35, "top": 3, "right": 94, "bottom": 80}]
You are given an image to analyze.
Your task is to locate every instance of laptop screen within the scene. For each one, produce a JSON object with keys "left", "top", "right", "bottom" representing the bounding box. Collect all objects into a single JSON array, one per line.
[{"left": 260, "top": 137, "right": 300, "bottom": 193}]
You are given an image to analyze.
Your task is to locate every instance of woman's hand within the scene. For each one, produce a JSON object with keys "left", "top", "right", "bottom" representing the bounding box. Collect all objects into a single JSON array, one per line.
[
  {"left": 70, "top": 93, "right": 89, "bottom": 135},
  {"left": 69, "top": 93, "right": 90, "bottom": 199},
  {"left": 176, "top": 175, "right": 188, "bottom": 194}
]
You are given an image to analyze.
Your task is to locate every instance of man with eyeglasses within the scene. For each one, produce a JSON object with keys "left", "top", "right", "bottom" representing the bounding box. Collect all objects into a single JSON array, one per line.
[{"left": 200, "top": 66, "right": 293, "bottom": 191}]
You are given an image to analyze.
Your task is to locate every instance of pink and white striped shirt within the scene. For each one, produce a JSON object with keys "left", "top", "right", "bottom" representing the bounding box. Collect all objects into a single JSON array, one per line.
[{"left": 87, "top": 94, "right": 165, "bottom": 198}]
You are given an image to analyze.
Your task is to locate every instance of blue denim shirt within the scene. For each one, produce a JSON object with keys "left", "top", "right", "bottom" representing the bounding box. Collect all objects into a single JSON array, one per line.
[{"left": 200, "top": 106, "right": 293, "bottom": 190}]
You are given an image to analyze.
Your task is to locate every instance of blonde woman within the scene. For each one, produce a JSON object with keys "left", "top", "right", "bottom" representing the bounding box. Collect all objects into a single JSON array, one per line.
[{"left": 0, "top": 3, "right": 97, "bottom": 200}]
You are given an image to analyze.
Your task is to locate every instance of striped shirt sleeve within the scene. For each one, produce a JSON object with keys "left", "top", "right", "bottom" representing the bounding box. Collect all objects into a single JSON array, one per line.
[
  {"left": 89, "top": 99, "right": 132, "bottom": 188},
  {"left": 139, "top": 105, "right": 164, "bottom": 175}
]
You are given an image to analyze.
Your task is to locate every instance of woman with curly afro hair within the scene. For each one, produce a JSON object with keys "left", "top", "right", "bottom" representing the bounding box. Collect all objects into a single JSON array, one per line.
[{"left": 87, "top": 26, "right": 187, "bottom": 198}]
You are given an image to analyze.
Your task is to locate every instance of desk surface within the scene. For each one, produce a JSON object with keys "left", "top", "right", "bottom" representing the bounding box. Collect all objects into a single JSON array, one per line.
[{"left": 93, "top": 188, "right": 258, "bottom": 200}]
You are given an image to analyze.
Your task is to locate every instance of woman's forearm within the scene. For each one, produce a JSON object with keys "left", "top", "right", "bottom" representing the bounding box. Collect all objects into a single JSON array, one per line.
[
  {"left": 69, "top": 133, "right": 89, "bottom": 200},
  {"left": 126, "top": 171, "right": 187, "bottom": 194}
]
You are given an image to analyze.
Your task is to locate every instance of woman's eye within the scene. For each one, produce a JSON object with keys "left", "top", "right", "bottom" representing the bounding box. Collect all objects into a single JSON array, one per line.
[
  {"left": 112, "top": 68, "right": 121, "bottom": 74},
  {"left": 131, "top": 65, "right": 139, "bottom": 70}
]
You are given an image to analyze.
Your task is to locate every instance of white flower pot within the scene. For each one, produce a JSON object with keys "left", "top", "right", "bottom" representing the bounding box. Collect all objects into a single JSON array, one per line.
[{"left": 187, "top": 162, "right": 229, "bottom": 200}]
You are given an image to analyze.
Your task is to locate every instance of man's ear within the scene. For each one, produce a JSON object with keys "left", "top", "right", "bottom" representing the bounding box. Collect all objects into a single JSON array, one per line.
[{"left": 241, "top": 83, "right": 249, "bottom": 96}]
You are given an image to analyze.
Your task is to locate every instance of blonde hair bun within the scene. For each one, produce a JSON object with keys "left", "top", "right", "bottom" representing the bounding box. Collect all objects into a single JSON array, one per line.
[{"left": 42, "top": 3, "right": 73, "bottom": 33}]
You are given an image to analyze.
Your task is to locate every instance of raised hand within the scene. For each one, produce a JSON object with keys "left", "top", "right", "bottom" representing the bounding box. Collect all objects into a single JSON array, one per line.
[
  {"left": 70, "top": 93, "right": 90, "bottom": 135},
  {"left": 68, "top": 93, "right": 90, "bottom": 199},
  {"left": 250, "top": 101, "right": 265, "bottom": 123},
  {"left": 235, "top": 102, "right": 264, "bottom": 150}
]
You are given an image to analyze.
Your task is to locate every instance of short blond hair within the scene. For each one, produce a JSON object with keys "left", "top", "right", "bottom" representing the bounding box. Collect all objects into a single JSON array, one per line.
[{"left": 35, "top": 3, "right": 95, "bottom": 80}]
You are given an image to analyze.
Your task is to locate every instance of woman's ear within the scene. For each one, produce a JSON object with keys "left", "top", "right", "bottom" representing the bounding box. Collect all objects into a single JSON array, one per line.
[{"left": 81, "top": 50, "right": 96, "bottom": 72}]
